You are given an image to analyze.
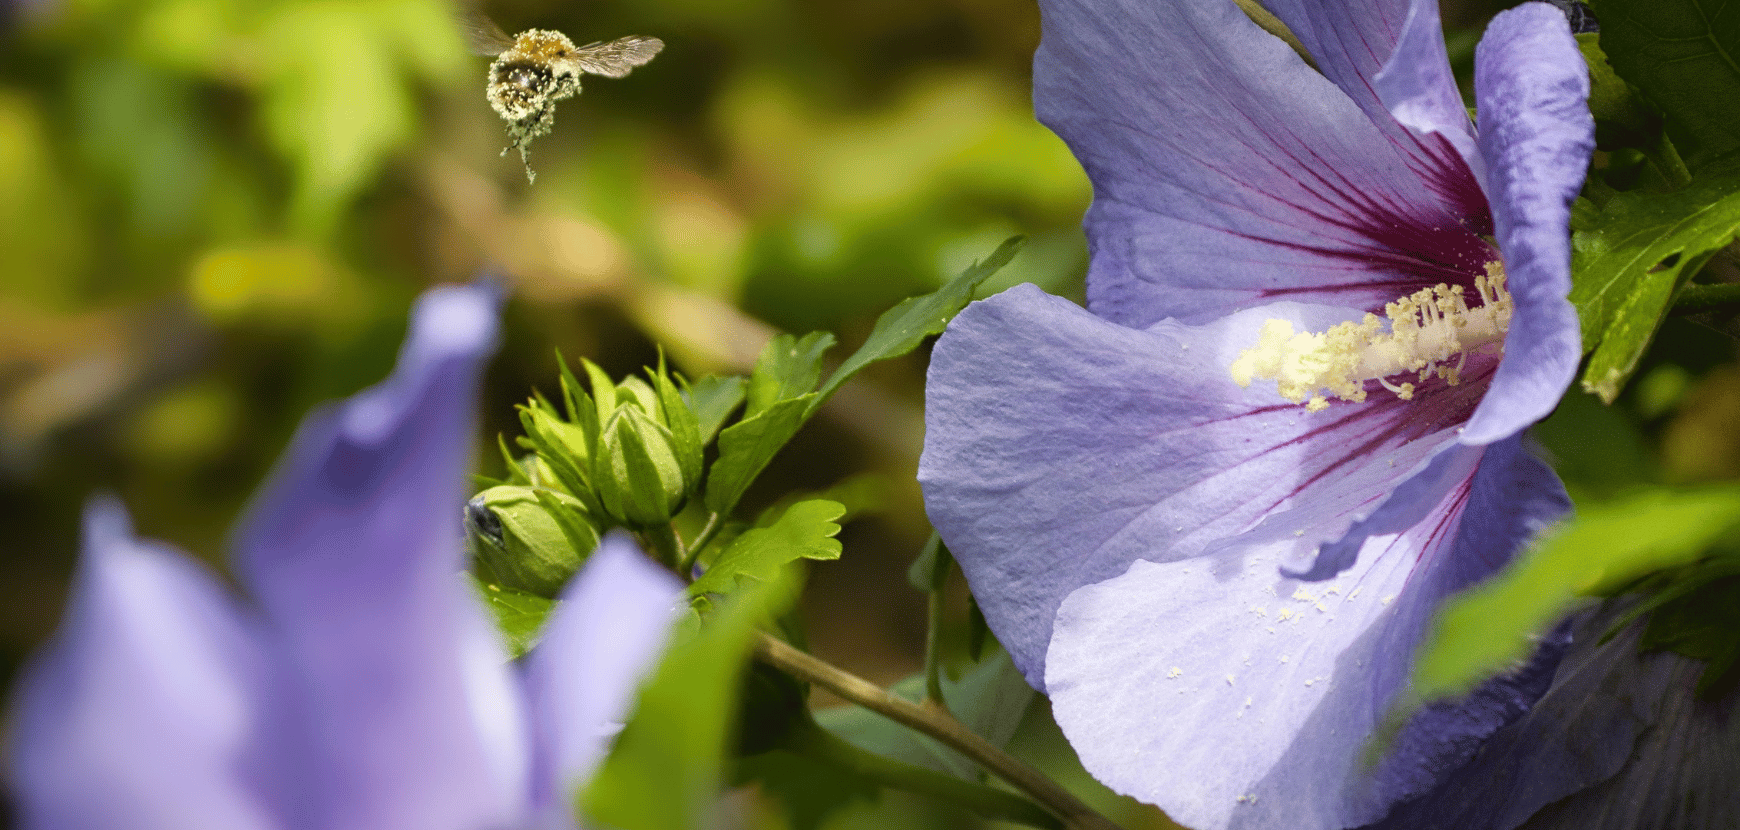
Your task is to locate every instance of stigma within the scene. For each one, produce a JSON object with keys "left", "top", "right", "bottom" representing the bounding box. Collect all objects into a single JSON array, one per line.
[{"left": 1229, "top": 263, "right": 1511, "bottom": 412}]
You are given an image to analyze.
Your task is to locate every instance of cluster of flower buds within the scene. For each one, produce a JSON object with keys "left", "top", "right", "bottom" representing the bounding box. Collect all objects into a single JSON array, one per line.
[{"left": 467, "top": 357, "right": 705, "bottom": 596}]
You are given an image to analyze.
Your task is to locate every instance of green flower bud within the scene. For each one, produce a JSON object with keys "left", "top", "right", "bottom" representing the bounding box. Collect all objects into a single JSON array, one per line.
[
  {"left": 522, "top": 453, "right": 561, "bottom": 489},
  {"left": 511, "top": 356, "right": 708, "bottom": 533},
  {"left": 651, "top": 363, "right": 705, "bottom": 489},
  {"left": 593, "top": 405, "right": 690, "bottom": 528},
  {"left": 615, "top": 375, "right": 663, "bottom": 416},
  {"left": 516, "top": 403, "right": 604, "bottom": 516},
  {"left": 465, "top": 485, "right": 601, "bottom": 597}
]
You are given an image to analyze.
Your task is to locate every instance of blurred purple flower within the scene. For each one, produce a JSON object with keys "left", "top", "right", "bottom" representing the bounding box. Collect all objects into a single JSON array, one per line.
[
  {"left": 920, "top": 0, "right": 1592, "bottom": 828},
  {"left": 6, "top": 285, "right": 684, "bottom": 830}
]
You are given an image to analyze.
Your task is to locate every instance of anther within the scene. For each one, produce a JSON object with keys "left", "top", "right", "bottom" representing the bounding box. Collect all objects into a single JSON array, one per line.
[{"left": 1228, "top": 262, "right": 1510, "bottom": 407}]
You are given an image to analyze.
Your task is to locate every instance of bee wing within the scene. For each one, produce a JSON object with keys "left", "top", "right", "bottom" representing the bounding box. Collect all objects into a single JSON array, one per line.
[
  {"left": 571, "top": 35, "right": 665, "bottom": 78},
  {"left": 456, "top": 6, "right": 515, "bottom": 56}
]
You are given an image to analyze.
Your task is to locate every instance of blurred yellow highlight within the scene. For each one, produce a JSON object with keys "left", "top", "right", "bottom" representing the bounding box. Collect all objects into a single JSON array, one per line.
[
  {"left": 188, "top": 243, "right": 366, "bottom": 327},
  {"left": 0, "top": 93, "right": 89, "bottom": 310},
  {"left": 1663, "top": 365, "right": 1740, "bottom": 482},
  {"left": 123, "top": 381, "right": 240, "bottom": 468},
  {"left": 654, "top": 174, "right": 750, "bottom": 296}
]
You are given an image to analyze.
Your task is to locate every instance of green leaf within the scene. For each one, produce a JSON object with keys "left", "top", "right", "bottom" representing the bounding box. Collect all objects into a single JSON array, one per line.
[
  {"left": 496, "top": 435, "right": 531, "bottom": 486},
  {"left": 582, "top": 358, "right": 619, "bottom": 428},
  {"left": 736, "top": 749, "right": 881, "bottom": 830},
  {"left": 906, "top": 534, "right": 948, "bottom": 593},
  {"left": 703, "top": 394, "right": 816, "bottom": 515},
  {"left": 554, "top": 354, "right": 589, "bottom": 426},
  {"left": 812, "top": 237, "right": 1023, "bottom": 412},
  {"left": 1590, "top": 0, "right": 1740, "bottom": 162},
  {"left": 470, "top": 577, "right": 556, "bottom": 659},
  {"left": 747, "top": 473, "right": 889, "bottom": 534},
  {"left": 1406, "top": 486, "right": 1740, "bottom": 708},
  {"left": 1530, "top": 389, "right": 1658, "bottom": 500},
  {"left": 1640, "top": 564, "right": 1740, "bottom": 697},
  {"left": 682, "top": 374, "right": 748, "bottom": 442},
  {"left": 582, "top": 571, "right": 796, "bottom": 830},
  {"left": 815, "top": 648, "right": 1035, "bottom": 782},
  {"left": 700, "top": 239, "right": 1024, "bottom": 518},
  {"left": 689, "top": 499, "right": 845, "bottom": 598},
  {"left": 1570, "top": 158, "right": 1740, "bottom": 402},
  {"left": 748, "top": 331, "right": 837, "bottom": 418},
  {"left": 1577, "top": 33, "right": 1663, "bottom": 150},
  {"left": 748, "top": 714, "right": 1058, "bottom": 829}
]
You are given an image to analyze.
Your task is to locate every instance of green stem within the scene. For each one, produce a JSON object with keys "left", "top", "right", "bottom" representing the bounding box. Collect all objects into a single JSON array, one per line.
[
  {"left": 1647, "top": 130, "right": 1693, "bottom": 188},
  {"left": 754, "top": 633, "right": 1125, "bottom": 830},
  {"left": 1674, "top": 282, "right": 1740, "bottom": 311},
  {"left": 642, "top": 523, "right": 682, "bottom": 571},
  {"left": 785, "top": 719, "right": 1062, "bottom": 829},
  {"left": 922, "top": 540, "right": 953, "bottom": 706},
  {"left": 924, "top": 588, "right": 947, "bottom": 706},
  {"left": 677, "top": 511, "right": 723, "bottom": 577}
]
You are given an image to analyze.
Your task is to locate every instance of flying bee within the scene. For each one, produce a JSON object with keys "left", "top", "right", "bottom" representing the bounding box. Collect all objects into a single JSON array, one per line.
[{"left": 461, "top": 10, "right": 663, "bottom": 182}]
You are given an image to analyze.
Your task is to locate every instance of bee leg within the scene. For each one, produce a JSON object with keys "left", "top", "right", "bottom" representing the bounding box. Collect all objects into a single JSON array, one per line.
[{"left": 518, "top": 143, "right": 536, "bottom": 184}]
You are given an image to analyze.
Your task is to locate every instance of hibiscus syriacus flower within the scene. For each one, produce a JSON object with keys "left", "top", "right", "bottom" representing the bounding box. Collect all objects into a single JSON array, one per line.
[
  {"left": 6, "top": 285, "right": 683, "bottom": 830},
  {"left": 919, "top": 0, "right": 1592, "bottom": 828}
]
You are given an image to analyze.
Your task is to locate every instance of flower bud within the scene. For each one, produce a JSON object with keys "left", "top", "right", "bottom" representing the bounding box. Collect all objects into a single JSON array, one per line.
[
  {"left": 651, "top": 363, "right": 706, "bottom": 488},
  {"left": 593, "top": 405, "right": 690, "bottom": 528},
  {"left": 615, "top": 375, "right": 663, "bottom": 415},
  {"left": 516, "top": 402, "right": 605, "bottom": 516},
  {"left": 465, "top": 485, "right": 600, "bottom": 597}
]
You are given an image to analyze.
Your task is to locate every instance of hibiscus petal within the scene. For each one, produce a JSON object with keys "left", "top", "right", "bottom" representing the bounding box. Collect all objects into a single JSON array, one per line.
[
  {"left": 1044, "top": 435, "right": 1570, "bottom": 830},
  {"left": 1046, "top": 518, "right": 1450, "bottom": 830},
  {"left": 521, "top": 533, "right": 683, "bottom": 825},
  {"left": 1368, "top": 608, "right": 1735, "bottom": 830},
  {"left": 1373, "top": 0, "right": 1486, "bottom": 184},
  {"left": 7, "top": 500, "right": 295, "bottom": 830},
  {"left": 1338, "top": 438, "right": 1570, "bottom": 808},
  {"left": 1258, "top": 0, "right": 1413, "bottom": 108},
  {"left": 1462, "top": 4, "right": 1591, "bottom": 445},
  {"left": 229, "top": 285, "right": 528, "bottom": 830},
  {"left": 1034, "top": 0, "right": 1488, "bottom": 329},
  {"left": 1262, "top": 0, "right": 1485, "bottom": 205},
  {"left": 920, "top": 285, "right": 1464, "bottom": 687},
  {"left": 1287, "top": 442, "right": 1482, "bottom": 580}
]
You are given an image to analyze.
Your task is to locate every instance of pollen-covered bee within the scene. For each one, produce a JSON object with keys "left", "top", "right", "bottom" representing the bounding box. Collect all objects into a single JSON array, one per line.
[{"left": 461, "top": 10, "right": 663, "bottom": 182}]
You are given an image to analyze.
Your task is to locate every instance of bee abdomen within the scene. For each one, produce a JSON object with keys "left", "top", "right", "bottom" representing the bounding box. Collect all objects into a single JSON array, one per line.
[{"left": 487, "top": 60, "right": 554, "bottom": 121}]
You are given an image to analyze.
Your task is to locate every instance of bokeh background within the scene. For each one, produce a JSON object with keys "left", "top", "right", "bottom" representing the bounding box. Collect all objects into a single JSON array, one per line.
[
  {"left": 0, "top": 0, "right": 1090, "bottom": 690},
  {"left": 3, "top": 0, "right": 1738, "bottom": 826}
]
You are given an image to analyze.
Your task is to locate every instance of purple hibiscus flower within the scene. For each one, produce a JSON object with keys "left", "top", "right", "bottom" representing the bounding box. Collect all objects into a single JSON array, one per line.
[
  {"left": 919, "top": 0, "right": 1593, "bottom": 828},
  {"left": 6, "top": 285, "right": 683, "bottom": 830}
]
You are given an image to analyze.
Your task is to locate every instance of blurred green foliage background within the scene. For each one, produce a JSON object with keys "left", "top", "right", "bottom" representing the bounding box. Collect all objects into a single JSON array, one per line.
[
  {"left": 3, "top": 0, "right": 1740, "bottom": 825},
  {"left": 0, "top": 0, "right": 1089, "bottom": 689},
  {"left": 0, "top": 0, "right": 1106, "bottom": 823}
]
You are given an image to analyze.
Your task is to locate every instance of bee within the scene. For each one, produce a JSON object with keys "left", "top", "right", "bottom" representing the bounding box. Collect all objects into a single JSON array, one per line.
[{"left": 461, "top": 10, "right": 663, "bottom": 182}]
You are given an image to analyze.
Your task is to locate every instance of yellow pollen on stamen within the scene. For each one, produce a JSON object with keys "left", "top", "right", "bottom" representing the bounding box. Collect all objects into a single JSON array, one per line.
[{"left": 1228, "top": 262, "right": 1510, "bottom": 407}]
